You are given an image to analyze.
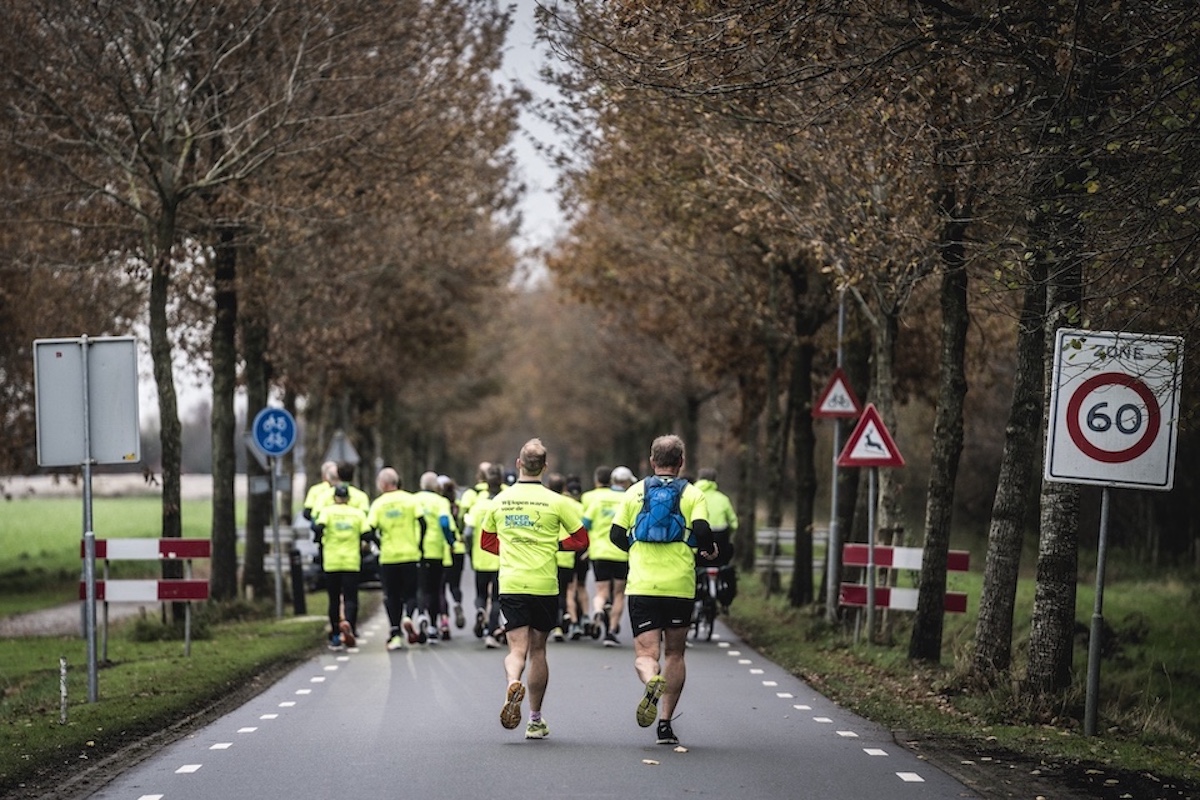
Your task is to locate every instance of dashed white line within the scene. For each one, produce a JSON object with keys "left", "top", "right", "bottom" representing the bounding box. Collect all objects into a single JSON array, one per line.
[
  {"left": 296, "top": 689, "right": 312, "bottom": 695},
  {"left": 310, "top": 676, "right": 326, "bottom": 683},
  {"left": 737, "top": 659, "right": 752, "bottom": 664},
  {"left": 324, "top": 665, "right": 339, "bottom": 671},
  {"left": 762, "top": 680, "right": 778, "bottom": 686},
  {"left": 718, "top": 642, "right": 730, "bottom": 648},
  {"left": 749, "top": 669, "right": 764, "bottom": 675},
  {"left": 175, "top": 764, "right": 202, "bottom": 774},
  {"left": 776, "top": 692, "right": 794, "bottom": 698},
  {"left": 836, "top": 731, "right": 859, "bottom": 738},
  {"left": 259, "top": 714, "right": 278, "bottom": 720},
  {"left": 137, "top": 795, "right": 164, "bottom": 799},
  {"left": 897, "top": 772, "right": 925, "bottom": 782},
  {"left": 279, "top": 701, "right": 296, "bottom": 707},
  {"left": 726, "top": 650, "right": 740, "bottom": 656},
  {"left": 237, "top": 727, "right": 257, "bottom": 734},
  {"left": 864, "top": 748, "right": 888, "bottom": 756},
  {"left": 209, "top": 743, "right": 232, "bottom": 750},
  {"left": 813, "top": 717, "right": 833, "bottom": 723},
  {"left": 793, "top": 704, "right": 812, "bottom": 711}
]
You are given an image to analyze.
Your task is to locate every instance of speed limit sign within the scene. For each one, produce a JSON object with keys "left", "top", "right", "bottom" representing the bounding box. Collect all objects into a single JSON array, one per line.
[{"left": 1045, "top": 329, "right": 1184, "bottom": 490}]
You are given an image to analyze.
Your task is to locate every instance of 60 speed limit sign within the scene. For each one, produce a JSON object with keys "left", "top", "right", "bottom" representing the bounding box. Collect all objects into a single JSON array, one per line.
[{"left": 1045, "top": 329, "right": 1184, "bottom": 490}]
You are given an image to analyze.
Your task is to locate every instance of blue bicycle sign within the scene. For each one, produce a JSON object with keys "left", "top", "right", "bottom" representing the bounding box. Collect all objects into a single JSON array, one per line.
[{"left": 251, "top": 407, "right": 297, "bottom": 457}]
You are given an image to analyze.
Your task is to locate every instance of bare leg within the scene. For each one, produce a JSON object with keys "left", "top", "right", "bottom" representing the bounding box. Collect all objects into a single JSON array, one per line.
[
  {"left": 608, "top": 579, "right": 628, "bottom": 634},
  {"left": 658, "top": 626, "right": 688, "bottom": 719},
  {"left": 525, "top": 628, "right": 550, "bottom": 713}
]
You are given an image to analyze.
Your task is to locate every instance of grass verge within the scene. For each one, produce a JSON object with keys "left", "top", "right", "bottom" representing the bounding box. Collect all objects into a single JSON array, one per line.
[
  {"left": 726, "top": 574, "right": 1200, "bottom": 798},
  {"left": 0, "top": 600, "right": 331, "bottom": 799}
]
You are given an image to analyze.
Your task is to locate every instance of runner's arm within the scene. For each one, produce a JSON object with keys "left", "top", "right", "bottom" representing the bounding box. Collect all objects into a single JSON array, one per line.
[
  {"left": 559, "top": 526, "right": 589, "bottom": 551},
  {"left": 609, "top": 524, "right": 631, "bottom": 553},
  {"left": 481, "top": 529, "right": 499, "bottom": 554}
]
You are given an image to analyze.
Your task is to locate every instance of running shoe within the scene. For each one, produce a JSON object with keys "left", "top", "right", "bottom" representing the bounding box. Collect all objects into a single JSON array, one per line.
[
  {"left": 484, "top": 634, "right": 501, "bottom": 649},
  {"left": 328, "top": 634, "right": 344, "bottom": 651},
  {"left": 569, "top": 623, "right": 583, "bottom": 641},
  {"left": 656, "top": 718, "right": 679, "bottom": 745},
  {"left": 339, "top": 619, "right": 356, "bottom": 648},
  {"left": 403, "top": 617, "right": 421, "bottom": 645},
  {"left": 386, "top": 634, "right": 404, "bottom": 651},
  {"left": 500, "top": 681, "right": 525, "bottom": 729},
  {"left": 552, "top": 627, "right": 564, "bottom": 642},
  {"left": 603, "top": 632, "right": 619, "bottom": 648},
  {"left": 454, "top": 603, "right": 466, "bottom": 629},
  {"left": 417, "top": 615, "right": 431, "bottom": 644},
  {"left": 473, "top": 609, "right": 486, "bottom": 638},
  {"left": 637, "top": 674, "right": 666, "bottom": 727},
  {"left": 525, "top": 718, "right": 549, "bottom": 739},
  {"left": 591, "top": 611, "right": 605, "bottom": 640}
]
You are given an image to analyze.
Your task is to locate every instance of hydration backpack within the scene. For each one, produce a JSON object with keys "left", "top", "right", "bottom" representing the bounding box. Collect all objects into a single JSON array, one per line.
[{"left": 631, "top": 476, "right": 693, "bottom": 545}]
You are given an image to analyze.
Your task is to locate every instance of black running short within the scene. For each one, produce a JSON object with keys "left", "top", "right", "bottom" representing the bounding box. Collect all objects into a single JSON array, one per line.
[
  {"left": 592, "top": 559, "right": 630, "bottom": 582},
  {"left": 627, "top": 595, "right": 694, "bottom": 634},
  {"left": 499, "top": 593, "right": 559, "bottom": 633}
]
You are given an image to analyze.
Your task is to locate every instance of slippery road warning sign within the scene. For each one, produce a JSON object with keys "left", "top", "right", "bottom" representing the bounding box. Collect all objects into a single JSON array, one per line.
[
  {"left": 1045, "top": 329, "right": 1183, "bottom": 490},
  {"left": 837, "top": 403, "right": 905, "bottom": 468}
]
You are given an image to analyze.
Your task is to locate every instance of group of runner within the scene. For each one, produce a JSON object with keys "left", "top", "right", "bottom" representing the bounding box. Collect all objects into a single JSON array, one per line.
[{"left": 305, "top": 434, "right": 736, "bottom": 747}]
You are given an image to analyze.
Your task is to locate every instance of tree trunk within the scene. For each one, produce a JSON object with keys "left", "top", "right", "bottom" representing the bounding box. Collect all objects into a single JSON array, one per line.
[
  {"left": 734, "top": 373, "right": 764, "bottom": 575},
  {"left": 909, "top": 208, "right": 969, "bottom": 662},
  {"left": 210, "top": 225, "right": 239, "bottom": 601},
  {"left": 148, "top": 211, "right": 183, "bottom": 622},
  {"left": 873, "top": 304, "right": 904, "bottom": 538},
  {"left": 788, "top": 335, "right": 818, "bottom": 606},
  {"left": 1026, "top": 246, "right": 1084, "bottom": 701},
  {"left": 972, "top": 260, "right": 1047, "bottom": 680},
  {"left": 241, "top": 251, "right": 271, "bottom": 600}
]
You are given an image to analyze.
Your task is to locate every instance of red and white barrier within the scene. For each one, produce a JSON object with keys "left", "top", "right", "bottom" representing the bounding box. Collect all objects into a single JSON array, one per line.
[
  {"left": 79, "top": 579, "right": 210, "bottom": 602},
  {"left": 80, "top": 538, "right": 210, "bottom": 603},
  {"left": 839, "top": 544, "right": 969, "bottom": 613}
]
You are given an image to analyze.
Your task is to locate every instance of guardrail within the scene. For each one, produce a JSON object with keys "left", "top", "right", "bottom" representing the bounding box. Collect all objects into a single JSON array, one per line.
[{"left": 754, "top": 527, "right": 828, "bottom": 571}]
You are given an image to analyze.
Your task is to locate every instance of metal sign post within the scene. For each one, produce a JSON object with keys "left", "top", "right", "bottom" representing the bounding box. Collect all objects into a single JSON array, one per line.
[
  {"left": 34, "top": 335, "right": 140, "bottom": 703},
  {"left": 1044, "top": 329, "right": 1184, "bottom": 736},
  {"left": 250, "top": 407, "right": 298, "bottom": 618}
]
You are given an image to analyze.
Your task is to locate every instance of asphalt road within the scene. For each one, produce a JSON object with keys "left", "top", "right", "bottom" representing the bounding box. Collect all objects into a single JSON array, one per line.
[{"left": 85, "top": 606, "right": 980, "bottom": 800}]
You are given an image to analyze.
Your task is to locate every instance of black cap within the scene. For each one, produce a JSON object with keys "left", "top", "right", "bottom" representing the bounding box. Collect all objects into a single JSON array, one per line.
[{"left": 334, "top": 484, "right": 349, "bottom": 499}]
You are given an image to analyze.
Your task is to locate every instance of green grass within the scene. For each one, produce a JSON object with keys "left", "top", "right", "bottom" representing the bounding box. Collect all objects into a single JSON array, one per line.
[
  {"left": 0, "top": 497, "right": 219, "bottom": 616},
  {"left": 726, "top": 567, "right": 1200, "bottom": 790},
  {"left": 0, "top": 604, "right": 328, "bottom": 795}
]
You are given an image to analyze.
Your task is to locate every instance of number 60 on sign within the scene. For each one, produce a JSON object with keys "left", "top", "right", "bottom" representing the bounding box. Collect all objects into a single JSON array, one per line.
[{"left": 1045, "top": 329, "right": 1184, "bottom": 491}]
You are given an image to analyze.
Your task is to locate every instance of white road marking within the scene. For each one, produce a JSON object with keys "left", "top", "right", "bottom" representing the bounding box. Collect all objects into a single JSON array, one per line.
[
  {"left": 737, "top": 659, "right": 752, "bottom": 664},
  {"left": 762, "top": 680, "right": 778, "bottom": 686},
  {"left": 749, "top": 669, "right": 764, "bottom": 675},
  {"left": 324, "top": 665, "right": 339, "bottom": 671},
  {"left": 209, "top": 743, "right": 232, "bottom": 750},
  {"left": 295, "top": 689, "right": 312, "bottom": 695},
  {"left": 175, "top": 764, "right": 201, "bottom": 774},
  {"left": 726, "top": 650, "right": 740, "bottom": 655},
  {"left": 864, "top": 748, "right": 888, "bottom": 756},
  {"left": 836, "top": 731, "right": 859, "bottom": 738},
  {"left": 259, "top": 714, "right": 278, "bottom": 720},
  {"left": 718, "top": 642, "right": 730, "bottom": 648},
  {"left": 237, "top": 727, "right": 257, "bottom": 734},
  {"left": 793, "top": 704, "right": 812, "bottom": 710},
  {"left": 137, "top": 795, "right": 164, "bottom": 799},
  {"left": 279, "top": 701, "right": 296, "bottom": 707},
  {"left": 310, "top": 676, "right": 326, "bottom": 683},
  {"left": 813, "top": 717, "right": 833, "bottom": 723},
  {"left": 775, "top": 692, "right": 793, "bottom": 698},
  {"left": 897, "top": 772, "right": 925, "bottom": 782}
]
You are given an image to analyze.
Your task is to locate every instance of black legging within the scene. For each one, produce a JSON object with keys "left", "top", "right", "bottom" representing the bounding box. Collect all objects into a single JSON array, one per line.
[
  {"left": 324, "top": 571, "right": 360, "bottom": 636},
  {"left": 416, "top": 559, "right": 444, "bottom": 620},
  {"left": 440, "top": 552, "right": 466, "bottom": 613},
  {"left": 380, "top": 562, "right": 419, "bottom": 634},
  {"left": 474, "top": 569, "right": 501, "bottom": 633}
]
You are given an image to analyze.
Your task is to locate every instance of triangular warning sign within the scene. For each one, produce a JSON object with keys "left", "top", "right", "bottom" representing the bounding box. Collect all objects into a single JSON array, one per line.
[
  {"left": 813, "top": 367, "right": 861, "bottom": 418},
  {"left": 837, "top": 403, "right": 905, "bottom": 467}
]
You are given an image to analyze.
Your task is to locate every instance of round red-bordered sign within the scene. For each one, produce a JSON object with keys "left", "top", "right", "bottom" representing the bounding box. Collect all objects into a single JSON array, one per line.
[{"left": 1064, "top": 372, "right": 1160, "bottom": 464}]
